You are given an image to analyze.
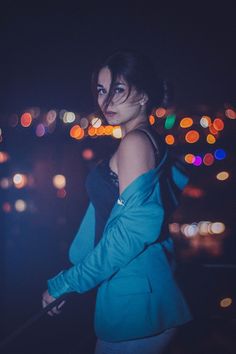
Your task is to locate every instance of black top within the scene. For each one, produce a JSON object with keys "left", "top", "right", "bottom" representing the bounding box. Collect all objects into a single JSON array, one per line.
[{"left": 85, "top": 128, "right": 162, "bottom": 247}]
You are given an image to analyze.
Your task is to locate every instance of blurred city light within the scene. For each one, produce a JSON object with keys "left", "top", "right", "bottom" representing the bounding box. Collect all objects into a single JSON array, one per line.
[{"left": 53, "top": 175, "right": 66, "bottom": 189}]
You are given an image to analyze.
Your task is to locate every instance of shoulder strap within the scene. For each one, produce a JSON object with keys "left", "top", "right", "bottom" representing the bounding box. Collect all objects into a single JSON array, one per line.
[{"left": 134, "top": 127, "right": 159, "bottom": 163}]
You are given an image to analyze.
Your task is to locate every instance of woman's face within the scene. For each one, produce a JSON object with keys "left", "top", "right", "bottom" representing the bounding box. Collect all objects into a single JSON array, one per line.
[{"left": 96, "top": 66, "right": 146, "bottom": 126}]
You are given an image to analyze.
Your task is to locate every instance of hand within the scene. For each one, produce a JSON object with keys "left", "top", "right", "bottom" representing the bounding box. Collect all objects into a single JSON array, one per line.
[{"left": 42, "top": 290, "right": 66, "bottom": 316}]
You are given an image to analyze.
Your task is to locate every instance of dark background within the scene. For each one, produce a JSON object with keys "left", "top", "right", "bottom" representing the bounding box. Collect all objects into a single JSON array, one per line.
[{"left": 0, "top": 2, "right": 236, "bottom": 353}]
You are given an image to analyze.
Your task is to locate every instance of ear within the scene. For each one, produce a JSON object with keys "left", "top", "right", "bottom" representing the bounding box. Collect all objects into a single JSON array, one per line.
[{"left": 139, "top": 93, "right": 149, "bottom": 106}]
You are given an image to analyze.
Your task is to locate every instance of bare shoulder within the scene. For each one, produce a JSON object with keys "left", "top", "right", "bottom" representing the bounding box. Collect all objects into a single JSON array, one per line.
[{"left": 117, "top": 129, "right": 156, "bottom": 194}]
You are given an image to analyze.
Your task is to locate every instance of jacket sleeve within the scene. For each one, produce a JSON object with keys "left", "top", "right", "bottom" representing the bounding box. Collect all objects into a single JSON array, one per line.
[
  {"left": 47, "top": 200, "right": 164, "bottom": 298},
  {"left": 68, "top": 202, "right": 95, "bottom": 265}
]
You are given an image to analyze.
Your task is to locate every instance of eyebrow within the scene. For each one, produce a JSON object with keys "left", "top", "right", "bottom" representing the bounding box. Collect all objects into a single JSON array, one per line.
[{"left": 97, "top": 82, "right": 126, "bottom": 87}]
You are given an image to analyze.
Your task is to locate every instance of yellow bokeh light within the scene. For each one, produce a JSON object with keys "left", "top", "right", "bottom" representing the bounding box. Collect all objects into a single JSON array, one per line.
[
  {"left": 180, "top": 117, "right": 193, "bottom": 128},
  {"left": 112, "top": 126, "right": 122, "bottom": 139},
  {"left": 206, "top": 134, "right": 216, "bottom": 144},
  {"left": 165, "top": 134, "right": 175, "bottom": 145},
  {"left": 53, "top": 175, "right": 66, "bottom": 189},
  {"left": 216, "top": 171, "right": 229, "bottom": 181},
  {"left": 220, "top": 297, "right": 232, "bottom": 308}
]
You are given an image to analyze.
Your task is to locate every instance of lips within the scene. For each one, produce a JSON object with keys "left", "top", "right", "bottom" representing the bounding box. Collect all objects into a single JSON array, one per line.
[{"left": 105, "top": 111, "right": 116, "bottom": 114}]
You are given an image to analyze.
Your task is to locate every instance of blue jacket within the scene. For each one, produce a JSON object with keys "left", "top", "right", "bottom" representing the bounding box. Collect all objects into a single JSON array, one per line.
[{"left": 48, "top": 150, "right": 192, "bottom": 342}]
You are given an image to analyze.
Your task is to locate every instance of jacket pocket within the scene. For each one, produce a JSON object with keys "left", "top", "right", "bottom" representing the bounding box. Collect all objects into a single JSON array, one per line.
[{"left": 108, "top": 275, "right": 152, "bottom": 296}]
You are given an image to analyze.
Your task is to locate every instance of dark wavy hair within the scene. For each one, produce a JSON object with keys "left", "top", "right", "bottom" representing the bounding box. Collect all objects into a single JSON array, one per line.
[{"left": 91, "top": 50, "right": 166, "bottom": 117}]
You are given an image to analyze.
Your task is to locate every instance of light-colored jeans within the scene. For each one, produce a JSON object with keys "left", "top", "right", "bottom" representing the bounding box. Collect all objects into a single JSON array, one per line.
[{"left": 94, "top": 328, "right": 177, "bottom": 354}]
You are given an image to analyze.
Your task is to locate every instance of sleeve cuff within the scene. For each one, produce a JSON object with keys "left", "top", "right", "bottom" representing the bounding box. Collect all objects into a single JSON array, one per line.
[{"left": 47, "top": 270, "right": 73, "bottom": 298}]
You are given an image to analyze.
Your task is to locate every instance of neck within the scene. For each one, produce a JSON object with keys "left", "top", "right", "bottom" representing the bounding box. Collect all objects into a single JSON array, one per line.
[{"left": 121, "top": 112, "right": 149, "bottom": 137}]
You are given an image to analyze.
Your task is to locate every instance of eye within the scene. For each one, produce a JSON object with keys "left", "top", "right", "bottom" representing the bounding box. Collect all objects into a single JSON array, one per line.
[
  {"left": 114, "top": 87, "right": 125, "bottom": 94},
  {"left": 97, "top": 88, "right": 106, "bottom": 96}
]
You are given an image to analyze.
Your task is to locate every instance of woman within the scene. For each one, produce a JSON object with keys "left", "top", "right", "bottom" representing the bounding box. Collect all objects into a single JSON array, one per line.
[{"left": 42, "top": 50, "right": 192, "bottom": 354}]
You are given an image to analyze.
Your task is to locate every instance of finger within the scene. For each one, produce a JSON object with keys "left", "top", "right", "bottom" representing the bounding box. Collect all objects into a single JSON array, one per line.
[{"left": 57, "top": 300, "right": 66, "bottom": 310}]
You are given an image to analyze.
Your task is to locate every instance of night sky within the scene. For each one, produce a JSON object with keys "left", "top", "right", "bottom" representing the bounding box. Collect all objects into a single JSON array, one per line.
[{"left": 0, "top": 2, "right": 235, "bottom": 114}]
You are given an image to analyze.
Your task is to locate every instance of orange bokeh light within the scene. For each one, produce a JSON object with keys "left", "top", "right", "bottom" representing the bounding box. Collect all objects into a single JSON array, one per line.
[
  {"left": 185, "top": 130, "right": 200, "bottom": 143},
  {"left": 21, "top": 113, "right": 32, "bottom": 127},
  {"left": 104, "top": 125, "right": 113, "bottom": 135},
  {"left": 97, "top": 126, "right": 105, "bottom": 135},
  {"left": 207, "top": 134, "right": 216, "bottom": 144},
  {"left": 165, "top": 134, "right": 175, "bottom": 145},
  {"left": 213, "top": 118, "right": 224, "bottom": 131},
  {"left": 70, "top": 125, "right": 84, "bottom": 139},
  {"left": 184, "top": 154, "right": 195, "bottom": 164},
  {"left": 180, "top": 117, "right": 193, "bottom": 128},
  {"left": 88, "top": 126, "right": 97, "bottom": 136},
  {"left": 149, "top": 115, "right": 155, "bottom": 125}
]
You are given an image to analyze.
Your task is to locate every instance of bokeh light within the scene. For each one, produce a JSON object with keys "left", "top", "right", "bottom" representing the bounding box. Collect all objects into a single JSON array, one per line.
[
  {"left": 193, "top": 156, "right": 202, "bottom": 166},
  {"left": 213, "top": 118, "right": 224, "bottom": 131},
  {"left": 15, "top": 199, "right": 27, "bottom": 212},
  {"left": 112, "top": 126, "right": 122, "bottom": 139},
  {"left": 53, "top": 175, "right": 66, "bottom": 189},
  {"left": 46, "top": 110, "right": 57, "bottom": 124},
  {"left": 82, "top": 148, "right": 94, "bottom": 160},
  {"left": 0, "top": 152, "right": 9, "bottom": 163},
  {"left": 180, "top": 117, "right": 193, "bottom": 128},
  {"left": 216, "top": 171, "right": 229, "bottom": 181},
  {"left": 184, "top": 154, "right": 195, "bottom": 164},
  {"left": 91, "top": 117, "right": 102, "bottom": 128},
  {"left": 36, "top": 124, "right": 46, "bottom": 137},
  {"left": 203, "top": 153, "right": 214, "bottom": 166},
  {"left": 21, "top": 112, "right": 32, "bottom": 127},
  {"left": 220, "top": 298, "right": 233, "bottom": 308},
  {"left": 165, "top": 134, "right": 175, "bottom": 145},
  {"left": 200, "top": 115, "right": 211, "bottom": 128},
  {"left": 185, "top": 130, "right": 200, "bottom": 143},
  {"left": 155, "top": 107, "right": 166, "bottom": 118},
  {"left": 225, "top": 109, "right": 236, "bottom": 119},
  {"left": 2, "top": 202, "right": 12, "bottom": 213},
  {"left": 210, "top": 222, "right": 225, "bottom": 234},
  {"left": 149, "top": 115, "right": 155, "bottom": 125},
  {"left": 206, "top": 134, "right": 216, "bottom": 144},
  {"left": 88, "top": 126, "right": 96, "bottom": 136},
  {"left": 214, "top": 149, "right": 226, "bottom": 160},
  {"left": 80, "top": 117, "right": 89, "bottom": 129},
  {"left": 164, "top": 114, "right": 176, "bottom": 129},
  {"left": 104, "top": 125, "right": 113, "bottom": 135},
  {"left": 13, "top": 174, "right": 28, "bottom": 189},
  {"left": 70, "top": 125, "right": 83, "bottom": 139},
  {"left": 0, "top": 178, "right": 11, "bottom": 189}
]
